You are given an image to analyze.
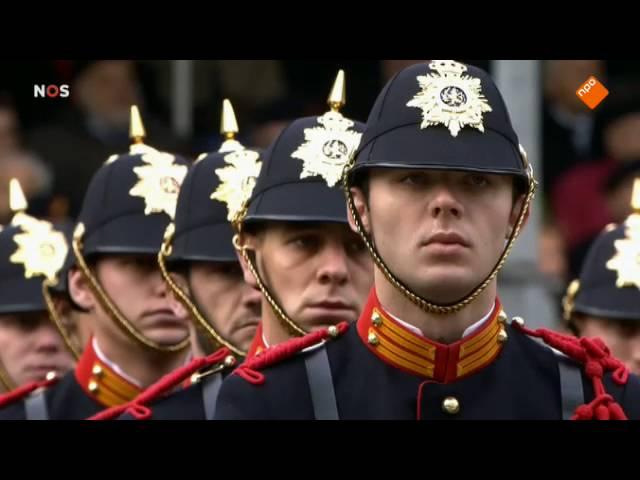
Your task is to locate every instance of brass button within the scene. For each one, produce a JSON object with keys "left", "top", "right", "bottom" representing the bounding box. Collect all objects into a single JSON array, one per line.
[
  {"left": 371, "top": 311, "right": 382, "bottom": 327},
  {"left": 224, "top": 355, "right": 236, "bottom": 367},
  {"left": 88, "top": 381, "right": 99, "bottom": 394},
  {"left": 497, "top": 328, "right": 508, "bottom": 343},
  {"left": 442, "top": 396, "right": 460, "bottom": 415},
  {"left": 511, "top": 316, "right": 525, "bottom": 327},
  {"left": 368, "top": 332, "right": 379, "bottom": 346},
  {"left": 92, "top": 364, "right": 103, "bottom": 377},
  {"left": 327, "top": 325, "right": 338, "bottom": 337},
  {"left": 45, "top": 371, "right": 56, "bottom": 381},
  {"left": 498, "top": 311, "right": 508, "bottom": 324}
]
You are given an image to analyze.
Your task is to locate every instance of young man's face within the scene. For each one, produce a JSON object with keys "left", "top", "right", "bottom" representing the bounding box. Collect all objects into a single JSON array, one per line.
[
  {"left": 577, "top": 315, "right": 640, "bottom": 376},
  {"left": 69, "top": 255, "right": 190, "bottom": 348},
  {"left": 177, "top": 261, "right": 261, "bottom": 352},
  {"left": 352, "top": 169, "right": 524, "bottom": 304},
  {"left": 244, "top": 222, "right": 373, "bottom": 332},
  {"left": 0, "top": 312, "right": 75, "bottom": 386}
]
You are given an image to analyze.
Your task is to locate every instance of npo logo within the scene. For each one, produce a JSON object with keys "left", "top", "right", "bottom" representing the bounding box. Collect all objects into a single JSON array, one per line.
[
  {"left": 33, "top": 84, "right": 70, "bottom": 99},
  {"left": 576, "top": 76, "right": 609, "bottom": 110}
]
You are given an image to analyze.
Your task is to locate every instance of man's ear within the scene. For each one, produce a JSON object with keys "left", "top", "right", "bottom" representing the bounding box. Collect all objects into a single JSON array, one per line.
[
  {"left": 349, "top": 186, "right": 371, "bottom": 235},
  {"left": 68, "top": 267, "right": 96, "bottom": 311},
  {"left": 235, "top": 232, "right": 260, "bottom": 288}
]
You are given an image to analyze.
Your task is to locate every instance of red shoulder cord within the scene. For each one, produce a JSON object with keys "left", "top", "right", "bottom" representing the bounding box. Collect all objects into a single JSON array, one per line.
[
  {"left": 88, "top": 348, "right": 232, "bottom": 421},
  {"left": 233, "top": 322, "right": 349, "bottom": 385},
  {"left": 513, "top": 323, "right": 629, "bottom": 420},
  {"left": 0, "top": 375, "right": 59, "bottom": 409}
]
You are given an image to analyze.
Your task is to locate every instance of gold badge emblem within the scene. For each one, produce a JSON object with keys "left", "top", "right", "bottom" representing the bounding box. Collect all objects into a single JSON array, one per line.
[
  {"left": 606, "top": 225, "right": 640, "bottom": 289},
  {"left": 291, "top": 69, "right": 361, "bottom": 188},
  {"left": 211, "top": 149, "right": 262, "bottom": 223},
  {"left": 291, "top": 111, "right": 362, "bottom": 188},
  {"left": 10, "top": 218, "right": 68, "bottom": 282},
  {"left": 407, "top": 60, "right": 493, "bottom": 137},
  {"left": 606, "top": 178, "right": 640, "bottom": 289},
  {"left": 129, "top": 144, "right": 188, "bottom": 219},
  {"left": 8, "top": 179, "right": 68, "bottom": 282}
]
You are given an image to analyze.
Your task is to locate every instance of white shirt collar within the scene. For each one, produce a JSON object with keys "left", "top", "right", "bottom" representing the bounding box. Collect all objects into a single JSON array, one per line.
[
  {"left": 92, "top": 337, "right": 142, "bottom": 388},
  {"left": 386, "top": 301, "right": 496, "bottom": 340},
  {"left": 92, "top": 338, "right": 193, "bottom": 389},
  {"left": 262, "top": 328, "right": 326, "bottom": 353}
]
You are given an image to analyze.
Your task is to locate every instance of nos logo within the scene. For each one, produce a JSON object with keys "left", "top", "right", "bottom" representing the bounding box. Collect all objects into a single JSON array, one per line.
[{"left": 33, "top": 84, "right": 70, "bottom": 98}]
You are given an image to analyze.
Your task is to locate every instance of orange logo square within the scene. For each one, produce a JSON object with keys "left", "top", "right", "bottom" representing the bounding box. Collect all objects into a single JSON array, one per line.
[{"left": 576, "top": 76, "right": 609, "bottom": 110}]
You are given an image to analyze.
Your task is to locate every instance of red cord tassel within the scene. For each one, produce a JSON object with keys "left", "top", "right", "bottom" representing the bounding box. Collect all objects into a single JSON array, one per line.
[{"left": 513, "top": 323, "right": 629, "bottom": 420}]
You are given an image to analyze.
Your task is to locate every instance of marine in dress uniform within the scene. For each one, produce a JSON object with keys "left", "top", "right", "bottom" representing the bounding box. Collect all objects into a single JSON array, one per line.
[
  {"left": 214, "top": 60, "right": 640, "bottom": 420},
  {"left": 0, "top": 106, "right": 192, "bottom": 419},
  {"left": 563, "top": 178, "right": 640, "bottom": 375},
  {"left": 0, "top": 179, "right": 74, "bottom": 400},
  {"left": 230, "top": 69, "right": 371, "bottom": 351},
  {"left": 91, "top": 100, "right": 262, "bottom": 420}
]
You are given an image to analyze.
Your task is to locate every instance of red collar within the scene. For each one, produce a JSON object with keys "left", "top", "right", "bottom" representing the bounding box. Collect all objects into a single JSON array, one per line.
[
  {"left": 246, "top": 322, "right": 267, "bottom": 359},
  {"left": 356, "top": 289, "right": 507, "bottom": 383},
  {"left": 74, "top": 338, "right": 142, "bottom": 407}
]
